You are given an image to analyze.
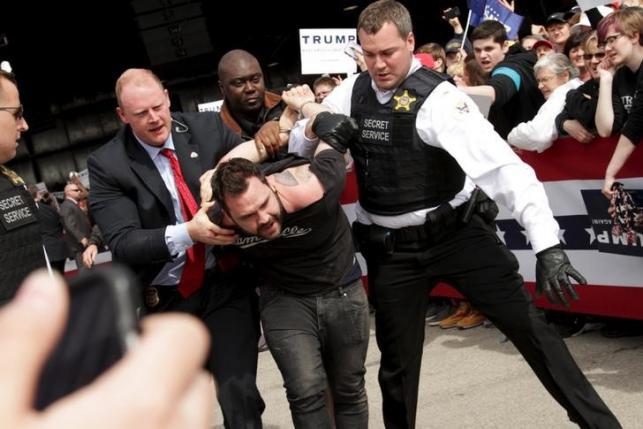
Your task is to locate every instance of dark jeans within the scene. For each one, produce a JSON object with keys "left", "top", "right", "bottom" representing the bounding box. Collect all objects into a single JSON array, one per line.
[
  {"left": 146, "top": 269, "right": 264, "bottom": 429},
  {"left": 362, "top": 215, "right": 621, "bottom": 429},
  {"left": 260, "top": 280, "right": 370, "bottom": 429}
]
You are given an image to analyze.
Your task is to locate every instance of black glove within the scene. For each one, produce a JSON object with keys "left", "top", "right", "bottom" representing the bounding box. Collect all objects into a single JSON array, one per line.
[
  {"left": 311, "top": 112, "right": 358, "bottom": 154},
  {"left": 535, "top": 244, "right": 587, "bottom": 307}
]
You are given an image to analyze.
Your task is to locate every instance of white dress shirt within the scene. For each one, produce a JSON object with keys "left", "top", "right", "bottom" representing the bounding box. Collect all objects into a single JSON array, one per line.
[{"left": 135, "top": 134, "right": 193, "bottom": 285}]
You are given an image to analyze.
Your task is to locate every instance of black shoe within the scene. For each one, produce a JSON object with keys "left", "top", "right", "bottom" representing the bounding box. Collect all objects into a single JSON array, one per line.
[
  {"left": 425, "top": 301, "right": 441, "bottom": 320},
  {"left": 545, "top": 311, "right": 586, "bottom": 338},
  {"left": 427, "top": 304, "right": 453, "bottom": 326},
  {"left": 600, "top": 321, "right": 643, "bottom": 338}
]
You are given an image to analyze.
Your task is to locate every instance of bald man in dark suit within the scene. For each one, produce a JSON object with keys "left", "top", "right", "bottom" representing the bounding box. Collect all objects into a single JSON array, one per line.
[{"left": 88, "top": 69, "right": 264, "bottom": 428}]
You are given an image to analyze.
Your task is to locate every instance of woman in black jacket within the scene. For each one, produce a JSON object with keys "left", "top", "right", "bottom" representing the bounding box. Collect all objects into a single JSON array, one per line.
[{"left": 555, "top": 31, "right": 605, "bottom": 143}]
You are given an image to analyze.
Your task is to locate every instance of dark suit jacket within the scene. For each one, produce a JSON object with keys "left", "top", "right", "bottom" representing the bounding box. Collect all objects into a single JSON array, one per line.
[
  {"left": 87, "top": 112, "right": 242, "bottom": 286},
  {"left": 36, "top": 203, "right": 71, "bottom": 262},
  {"left": 59, "top": 198, "right": 92, "bottom": 254}
]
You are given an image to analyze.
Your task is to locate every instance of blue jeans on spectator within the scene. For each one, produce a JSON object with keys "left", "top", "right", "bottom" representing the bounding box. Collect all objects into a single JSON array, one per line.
[{"left": 260, "top": 280, "right": 370, "bottom": 429}]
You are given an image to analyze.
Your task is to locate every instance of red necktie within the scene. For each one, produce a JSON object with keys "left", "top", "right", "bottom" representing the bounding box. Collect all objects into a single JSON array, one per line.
[{"left": 160, "top": 149, "right": 205, "bottom": 298}]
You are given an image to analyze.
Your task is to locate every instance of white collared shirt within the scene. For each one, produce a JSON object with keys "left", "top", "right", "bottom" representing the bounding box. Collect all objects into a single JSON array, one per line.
[{"left": 134, "top": 133, "right": 193, "bottom": 285}]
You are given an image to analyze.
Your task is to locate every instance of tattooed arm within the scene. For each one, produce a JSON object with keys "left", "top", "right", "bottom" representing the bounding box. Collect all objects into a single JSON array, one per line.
[{"left": 267, "top": 142, "right": 343, "bottom": 211}]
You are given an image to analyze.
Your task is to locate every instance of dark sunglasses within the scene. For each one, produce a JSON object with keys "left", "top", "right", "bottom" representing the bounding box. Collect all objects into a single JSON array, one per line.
[
  {"left": 0, "top": 105, "right": 24, "bottom": 120},
  {"left": 582, "top": 52, "right": 605, "bottom": 61}
]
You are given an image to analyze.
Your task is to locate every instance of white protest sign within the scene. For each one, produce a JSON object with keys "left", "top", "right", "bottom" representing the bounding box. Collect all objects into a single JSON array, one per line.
[
  {"left": 198, "top": 100, "right": 223, "bottom": 113},
  {"left": 299, "top": 29, "right": 358, "bottom": 75},
  {"left": 576, "top": 0, "right": 613, "bottom": 12}
]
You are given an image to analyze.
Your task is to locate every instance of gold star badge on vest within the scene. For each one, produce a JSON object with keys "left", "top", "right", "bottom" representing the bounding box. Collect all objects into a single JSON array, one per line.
[
  {"left": 0, "top": 165, "right": 25, "bottom": 186},
  {"left": 393, "top": 89, "right": 417, "bottom": 112}
]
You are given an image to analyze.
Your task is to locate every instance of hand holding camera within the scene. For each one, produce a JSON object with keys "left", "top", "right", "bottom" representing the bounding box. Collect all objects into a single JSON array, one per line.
[
  {"left": 442, "top": 7, "right": 463, "bottom": 33},
  {"left": 1, "top": 269, "right": 212, "bottom": 428}
]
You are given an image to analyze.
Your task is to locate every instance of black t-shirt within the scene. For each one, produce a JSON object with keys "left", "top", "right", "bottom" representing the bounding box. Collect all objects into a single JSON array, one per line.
[
  {"left": 556, "top": 78, "right": 600, "bottom": 135},
  {"left": 610, "top": 60, "right": 640, "bottom": 134},
  {"left": 236, "top": 150, "right": 360, "bottom": 295},
  {"left": 487, "top": 47, "right": 545, "bottom": 139},
  {"left": 620, "top": 62, "right": 643, "bottom": 145}
]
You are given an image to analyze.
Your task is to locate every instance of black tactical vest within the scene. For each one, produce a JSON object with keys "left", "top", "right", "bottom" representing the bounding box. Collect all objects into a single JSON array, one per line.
[
  {"left": 0, "top": 167, "right": 46, "bottom": 305},
  {"left": 350, "top": 68, "right": 466, "bottom": 215}
]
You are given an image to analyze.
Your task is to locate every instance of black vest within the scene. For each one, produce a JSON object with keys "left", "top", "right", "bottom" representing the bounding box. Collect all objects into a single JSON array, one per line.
[
  {"left": 0, "top": 167, "right": 46, "bottom": 305},
  {"left": 350, "top": 68, "right": 466, "bottom": 215}
]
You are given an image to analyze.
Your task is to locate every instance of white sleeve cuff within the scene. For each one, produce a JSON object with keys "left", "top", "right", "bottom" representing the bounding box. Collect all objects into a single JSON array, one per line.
[
  {"left": 288, "top": 119, "right": 319, "bottom": 157},
  {"left": 165, "top": 223, "right": 193, "bottom": 256},
  {"left": 527, "top": 223, "right": 561, "bottom": 254}
]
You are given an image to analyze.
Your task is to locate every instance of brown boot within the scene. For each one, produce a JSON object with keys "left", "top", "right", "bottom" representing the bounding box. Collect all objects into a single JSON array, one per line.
[
  {"left": 456, "top": 309, "right": 486, "bottom": 329},
  {"left": 439, "top": 301, "right": 470, "bottom": 329}
]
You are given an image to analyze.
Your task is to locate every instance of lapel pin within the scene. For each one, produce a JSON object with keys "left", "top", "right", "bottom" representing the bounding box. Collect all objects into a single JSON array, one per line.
[{"left": 190, "top": 152, "right": 199, "bottom": 158}]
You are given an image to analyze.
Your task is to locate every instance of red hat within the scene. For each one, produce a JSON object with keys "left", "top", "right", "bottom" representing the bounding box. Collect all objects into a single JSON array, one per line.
[
  {"left": 532, "top": 39, "right": 554, "bottom": 51},
  {"left": 414, "top": 53, "right": 435, "bottom": 69}
]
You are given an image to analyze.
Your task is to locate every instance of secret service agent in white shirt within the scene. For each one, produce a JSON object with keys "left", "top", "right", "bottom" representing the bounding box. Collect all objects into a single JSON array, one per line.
[{"left": 289, "top": 57, "right": 560, "bottom": 254}]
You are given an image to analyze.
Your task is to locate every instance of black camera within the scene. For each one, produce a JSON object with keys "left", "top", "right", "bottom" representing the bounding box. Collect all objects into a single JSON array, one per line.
[
  {"left": 35, "top": 266, "right": 140, "bottom": 410},
  {"left": 443, "top": 7, "right": 461, "bottom": 20}
]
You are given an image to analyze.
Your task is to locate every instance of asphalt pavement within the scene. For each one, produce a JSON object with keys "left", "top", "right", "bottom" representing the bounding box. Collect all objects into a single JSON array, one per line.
[{"left": 212, "top": 317, "right": 643, "bottom": 428}]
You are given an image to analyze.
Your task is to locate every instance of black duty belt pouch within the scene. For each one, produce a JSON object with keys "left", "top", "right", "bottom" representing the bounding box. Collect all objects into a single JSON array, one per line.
[
  {"left": 352, "top": 221, "right": 395, "bottom": 256},
  {"left": 425, "top": 203, "right": 456, "bottom": 236},
  {"left": 369, "top": 224, "right": 395, "bottom": 255},
  {"left": 463, "top": 188, "right": 499, "bottom": 225}
]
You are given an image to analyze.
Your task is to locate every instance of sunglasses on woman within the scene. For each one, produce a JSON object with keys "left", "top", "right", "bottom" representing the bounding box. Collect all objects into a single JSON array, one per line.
[{"left": 582, "top": 52, "right": 605, "bottom": 61}]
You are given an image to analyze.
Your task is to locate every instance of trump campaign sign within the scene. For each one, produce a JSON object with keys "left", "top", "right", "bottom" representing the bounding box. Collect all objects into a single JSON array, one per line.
[{"left": 299, "top": 28, "right": 358, "bottom": 75}]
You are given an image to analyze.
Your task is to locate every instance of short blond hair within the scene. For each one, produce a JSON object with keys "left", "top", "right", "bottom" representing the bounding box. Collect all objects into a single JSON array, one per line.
[
  {"left": 446, "top": 61, "right": 464, "bottom": 78},
  {"left": 583, "top": 31, "right": 599, "bottom": 52},
  {"left": 416, "top": 43, "right": 445, "bottom": 66},
  {"left": 115, "top": 68, "right": 164, "bottom": 107},
  {"left": 358, "top": 0, "right": 412, "bottom": 38},
  {"left": 0, "top": 70, "right": 18, "bottom": 104}
]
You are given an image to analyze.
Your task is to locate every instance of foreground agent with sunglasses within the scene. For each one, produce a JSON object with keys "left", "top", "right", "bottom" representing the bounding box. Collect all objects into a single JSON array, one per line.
[
  {"left": 0, "top": 69, "right": 47, "bottom": 306},
  {"left": 556, "top": 31, "right": 606, "bottom": 143},
  {"left": 595, "top": 7, "right": 643, "bottom": 138}
]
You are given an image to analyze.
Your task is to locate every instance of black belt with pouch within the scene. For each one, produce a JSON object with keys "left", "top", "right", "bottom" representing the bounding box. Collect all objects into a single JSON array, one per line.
[{"left": 352, "top": 189, "right": 498, "bottom": 254}]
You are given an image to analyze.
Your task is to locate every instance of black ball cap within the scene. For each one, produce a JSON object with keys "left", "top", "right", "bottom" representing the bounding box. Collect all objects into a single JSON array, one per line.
[{"left": 546, "top": 12, "right": 567, "bottom": 26}]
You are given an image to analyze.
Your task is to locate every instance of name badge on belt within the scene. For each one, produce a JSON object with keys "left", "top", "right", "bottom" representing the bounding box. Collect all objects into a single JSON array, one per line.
[{"left": 0, "top": 187, "right": 37, "bottom": 232}]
